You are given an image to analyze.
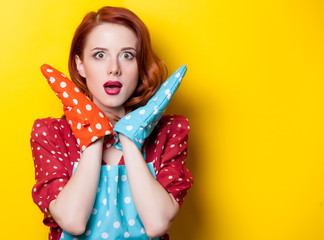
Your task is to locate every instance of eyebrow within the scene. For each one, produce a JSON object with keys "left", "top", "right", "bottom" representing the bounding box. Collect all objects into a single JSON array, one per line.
[{"left": 91, "top": 47, "right": 137, "bottom": 51}]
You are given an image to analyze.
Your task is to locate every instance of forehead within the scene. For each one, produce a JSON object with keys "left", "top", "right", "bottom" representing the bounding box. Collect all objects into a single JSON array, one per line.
[{"left": 84, "top": 23, "right": 138, "bottom": 50}]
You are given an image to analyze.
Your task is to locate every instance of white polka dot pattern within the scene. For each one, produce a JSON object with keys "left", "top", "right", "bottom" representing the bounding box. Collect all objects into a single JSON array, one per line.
[
  {"left": 114, "top": 65, "right": 187, "bottom": 150},
  {"left": 40, "top": 64, "right": 115, "bottom": 152},
  {"left": 145, "top": 115, "right": 194, "bottom": 207},
  {"left": 30, "top": 115, "right": 193, "bottom": 240},
  {"left": 30, "top": 118, "right": 81, "bottom": 236},
  {"left": 57, "top": 162, "right": 157, "bottom": 240}
]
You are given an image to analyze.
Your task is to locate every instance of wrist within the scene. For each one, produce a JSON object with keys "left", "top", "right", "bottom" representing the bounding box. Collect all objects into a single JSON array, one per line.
[
  {"left": 119, "top": 133, "right": 131, "bottom": 145},
  {"left": 82, "top": 137, "right": 104, "bottom": 153},
  {"left": 119, "top": 134, "right": 138, "bottom": 151}
]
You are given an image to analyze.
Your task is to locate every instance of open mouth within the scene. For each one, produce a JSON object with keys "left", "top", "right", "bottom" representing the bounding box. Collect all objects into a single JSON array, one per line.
[
  {"left": 104, "top": 81, "right": 122, "bottom": 88},
  {"left": 103, "top": 81, "right": 122, "bottom": 95}
]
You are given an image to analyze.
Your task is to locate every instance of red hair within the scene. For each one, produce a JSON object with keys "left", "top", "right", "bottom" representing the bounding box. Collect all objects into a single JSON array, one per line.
[{"left": 68, "top": 6, "right": 167, "bottom": 112}]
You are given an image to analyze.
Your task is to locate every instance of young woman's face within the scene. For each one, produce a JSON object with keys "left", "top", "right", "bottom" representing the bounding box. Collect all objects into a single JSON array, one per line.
[{"left": 75, "top": 23, "right": 139, "bottom": 117}]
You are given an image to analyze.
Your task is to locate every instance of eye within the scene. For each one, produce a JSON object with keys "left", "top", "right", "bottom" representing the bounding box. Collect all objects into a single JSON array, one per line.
[
  {"left": 121, "top": 52, "right": 135, "bottom": 60},
  {"left": 94, "top": 51, "right": 106, "bottom": 59}
]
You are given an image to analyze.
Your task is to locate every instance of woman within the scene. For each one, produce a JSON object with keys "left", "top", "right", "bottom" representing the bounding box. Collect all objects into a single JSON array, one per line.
[{"left": 31, "top": 6, "right": 193, "bottom": 240}]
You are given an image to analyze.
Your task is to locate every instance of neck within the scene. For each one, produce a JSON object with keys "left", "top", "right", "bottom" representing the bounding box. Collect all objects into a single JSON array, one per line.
[
  {"left": 104, "top": 107, "right": 125, "bottom": 126},
  {"left": 92, "top": 99, "right": 126, "bottom": 126}
]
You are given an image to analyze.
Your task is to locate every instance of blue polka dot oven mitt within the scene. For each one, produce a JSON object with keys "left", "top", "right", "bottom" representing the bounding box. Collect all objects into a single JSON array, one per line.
[{"left": 114, "top": 65, "right": 187, "bottom": 150}]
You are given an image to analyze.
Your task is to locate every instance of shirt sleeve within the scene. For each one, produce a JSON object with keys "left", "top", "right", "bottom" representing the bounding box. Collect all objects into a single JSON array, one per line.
[
  {"left": 147, "top": 115, "right": 194, "bottom": 207},
  {"left": 30, "top": 118, "right": 75, "bottom": 228}
]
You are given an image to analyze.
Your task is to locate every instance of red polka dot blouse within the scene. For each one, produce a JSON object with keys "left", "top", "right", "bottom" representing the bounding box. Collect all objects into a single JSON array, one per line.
[{"left": 30, "top": 114, "right": 193, "bottom": 240}]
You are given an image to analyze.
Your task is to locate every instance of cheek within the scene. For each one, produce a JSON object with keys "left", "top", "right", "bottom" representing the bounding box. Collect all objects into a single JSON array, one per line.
[
  {"left": 84, "top": 65, "right": 100, "bottom": 80},
  {"left": 127, "top": 78, "right": 138, "bottom": 97},
  {"left": 85, "top": 76, "right": 102, "bottom": 97},
  {"left": 127, "top": 67, "right": 139, "bottom": 90},
  {"left": 131, "top": 72, "right": 139, "bottom": 91},
  {"left": 84, "top": 64, "right": 104, "bottom": 90}
]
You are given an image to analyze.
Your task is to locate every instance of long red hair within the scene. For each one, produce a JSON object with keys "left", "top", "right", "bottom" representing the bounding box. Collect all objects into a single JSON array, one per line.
[{"left": 68, "top": 6, "right": 167, "bottom": 112}]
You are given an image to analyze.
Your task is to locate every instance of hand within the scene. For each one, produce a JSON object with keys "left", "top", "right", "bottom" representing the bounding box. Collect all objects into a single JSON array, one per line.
[
  {"left": 114, "top": 65, "right": 187, "bottom": 150},
  {"left": 41, "top": 64, "right": 115, "bottom": 152}
]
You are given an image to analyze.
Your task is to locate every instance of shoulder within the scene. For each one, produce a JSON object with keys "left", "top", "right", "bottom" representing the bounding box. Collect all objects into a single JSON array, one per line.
[
  {"left": 30, "top": 117, "right": 80, "bottom": 173},
  {"left": 156, "top": 114, "right": 190, "bottom": 134},
  {"left": 31, "top": 117, "right": 73, "bottom": 145},
  {"left": 32, "top": 117, "right": 70, "bottom": 135},
  {"left": 32, "top": 117, "right": 69, "bottom": 129},
  {"left": 145, "top": 114, "right": 190, "bottom": 156}
]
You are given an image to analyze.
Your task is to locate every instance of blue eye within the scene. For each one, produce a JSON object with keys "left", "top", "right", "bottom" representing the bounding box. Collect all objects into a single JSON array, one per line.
[
  {"left": 122, "top": 52, "right": 135, "bottom": 60},
  {"left": 94, "top": 51, "right": 105, "bottom": 59}
]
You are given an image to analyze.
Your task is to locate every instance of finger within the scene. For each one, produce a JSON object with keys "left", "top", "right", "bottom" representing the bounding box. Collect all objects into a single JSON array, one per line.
[
  {"left": 41, "top": 64, "right": 84, "bottom": 107},
  {"left": 151, "top": 65, "right": 187, "bottom": 106}
]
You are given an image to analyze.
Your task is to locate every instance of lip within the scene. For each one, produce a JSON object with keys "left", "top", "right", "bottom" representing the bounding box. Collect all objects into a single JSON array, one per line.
[{"left": 103, "top": 81, "right": 122, "bottom": 95}]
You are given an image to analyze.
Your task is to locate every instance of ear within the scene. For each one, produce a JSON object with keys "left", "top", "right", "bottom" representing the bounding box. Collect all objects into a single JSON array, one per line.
[{"left": 75, "top": 55, "right": 86, "bottom": 78}]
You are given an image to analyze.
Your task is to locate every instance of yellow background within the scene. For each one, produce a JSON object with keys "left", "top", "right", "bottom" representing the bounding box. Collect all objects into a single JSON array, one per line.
[{"left": 0, "top": 0, "right": 323, "bottom": 239}]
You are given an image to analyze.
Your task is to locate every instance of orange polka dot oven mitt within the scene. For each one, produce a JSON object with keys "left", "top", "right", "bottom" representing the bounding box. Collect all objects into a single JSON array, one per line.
[
  {"left": 114, "top": 65, "right": 187, "bottom": 150},
  {"left": 41, "top": 64, "right": 115, "bottom": 152}
]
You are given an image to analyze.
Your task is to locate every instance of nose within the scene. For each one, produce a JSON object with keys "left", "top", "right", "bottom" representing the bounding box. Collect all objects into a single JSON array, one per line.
[{"left": 108, "top": 58, "right": 121, "bottom": 76}]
